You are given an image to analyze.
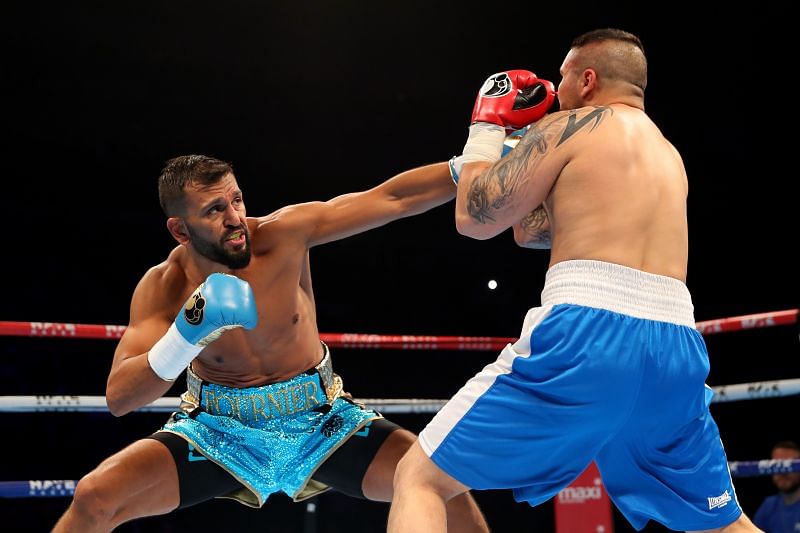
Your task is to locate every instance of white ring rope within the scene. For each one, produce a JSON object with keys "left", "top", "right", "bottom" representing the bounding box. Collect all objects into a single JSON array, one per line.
[
  {"left": 0, "top": 396, "right": 448, "bottom": 414},
  {"left": 2, "top": 378, "right": 799, "bottom": 414}
]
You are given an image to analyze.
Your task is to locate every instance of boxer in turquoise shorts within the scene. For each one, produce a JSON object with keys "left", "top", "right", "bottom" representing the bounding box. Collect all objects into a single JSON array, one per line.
[{"left": 53, "top": 155, "right": 488, "bottom": 532}]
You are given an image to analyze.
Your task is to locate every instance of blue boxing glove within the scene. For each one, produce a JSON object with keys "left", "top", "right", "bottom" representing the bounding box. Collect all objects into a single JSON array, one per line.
[
  {"left": 449, "top": 126, "right": 528, "bottom": 184},
  {"left": 147, "top": 273, "right": 258, "bottom": 381}
]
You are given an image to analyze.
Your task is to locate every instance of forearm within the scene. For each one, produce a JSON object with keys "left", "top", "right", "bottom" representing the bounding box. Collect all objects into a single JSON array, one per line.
[
  {"left": 454, "top": 161, "right": 506, "bottom": 239},
  {"left": 452, "top": 122, "right": 523, "bottom": 239},
  {"left": 106, "top": 354, "right": 176, "bottom": 416},
  {"left": 455, "top": 133, "right": 547, "bottom": 240},
  {"left": 381, "top": 162, "right": 456, "bottom": 215}
]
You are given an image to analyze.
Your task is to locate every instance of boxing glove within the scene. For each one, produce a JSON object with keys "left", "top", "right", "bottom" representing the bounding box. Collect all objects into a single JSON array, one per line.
[
  {"left": 148, "top": 273, "right": 258, "bottom": 381},
  {"left": 450, "top": 70, "right": 554, "bottom": 183},
  {"left": 471, "top": 70, "right": 556, "bottom": 132}
]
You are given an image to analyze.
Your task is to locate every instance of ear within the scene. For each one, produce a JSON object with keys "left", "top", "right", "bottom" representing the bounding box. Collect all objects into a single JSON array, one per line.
[
  {"left": 166, "top": 217, "right": 190, "bottom": 245},
  {"left": 580, "top": 68, "right": 598, "bottom": 98}
]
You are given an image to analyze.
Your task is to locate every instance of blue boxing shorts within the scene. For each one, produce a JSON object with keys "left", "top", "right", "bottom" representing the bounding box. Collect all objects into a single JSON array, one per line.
[
  {"left": 157, "top": 345, "right": 380, "bottom": 507},
  {"left": 418, "top": 260, "right": 742, "bottom": 530}
]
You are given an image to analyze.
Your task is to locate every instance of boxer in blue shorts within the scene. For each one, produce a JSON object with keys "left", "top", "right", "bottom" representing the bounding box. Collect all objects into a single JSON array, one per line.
[
  {"left": 389, "top": 29, "right": 762, "bottom": 532},
  {"left": 53, "top": 155, "right": 488, "bottom": 532}
]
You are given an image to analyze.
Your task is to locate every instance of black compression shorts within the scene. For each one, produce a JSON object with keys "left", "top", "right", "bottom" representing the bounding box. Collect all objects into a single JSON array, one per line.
[{"left": 148, "top": 417, "right": 400, "bottom": 508}]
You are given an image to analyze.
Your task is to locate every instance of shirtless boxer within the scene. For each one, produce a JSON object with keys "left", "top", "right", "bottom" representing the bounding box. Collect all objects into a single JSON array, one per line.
[
  {"left": 389, "top": 28, "right": 761, "bottom": 532},
  {"left": 53, "top": 155, "right": 489, "bottom": 532}
]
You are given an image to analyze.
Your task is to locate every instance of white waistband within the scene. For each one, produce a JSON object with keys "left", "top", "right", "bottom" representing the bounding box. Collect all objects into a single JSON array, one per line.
[{"left": 541, "top": 260, "right": 695, "bottom": 327}]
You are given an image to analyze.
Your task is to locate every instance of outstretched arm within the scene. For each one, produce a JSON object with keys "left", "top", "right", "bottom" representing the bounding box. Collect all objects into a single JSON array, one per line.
[
  {"left": 513, "top": 206, "right": 551, "bottom": 249},
  {"left": 258, "top": 162, "right": 455, "bottom": 248}
]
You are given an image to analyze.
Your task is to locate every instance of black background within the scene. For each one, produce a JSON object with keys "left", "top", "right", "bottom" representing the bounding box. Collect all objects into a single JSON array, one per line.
[{"left": 1, "top": 2, "right": 797, "bottom": 531}]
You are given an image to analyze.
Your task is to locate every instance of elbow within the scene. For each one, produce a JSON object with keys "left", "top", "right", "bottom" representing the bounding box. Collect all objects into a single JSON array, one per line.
[
  {"left": 513, "top": 225, "right": 542, "bottom": 248},
  {"left": 512, "top": 227, "right": 551, "bottom": 249},
  {"left": 105, "top": 387, "right": 131, "bottom": 417},
  {"left": 106, "top": 401, "right": 127, "bottom": 418},
  {"left": 105, "top": 397, "right": 127, "bottom": 418},
  {"left": 512, "top": 225, "right": 527, "bottom": 247},
  {"left": 455, "top": 213, "right": 475, "bottom": 237},
  {"left": 455, "top": 213, "right": 496, "bottom": 240}
]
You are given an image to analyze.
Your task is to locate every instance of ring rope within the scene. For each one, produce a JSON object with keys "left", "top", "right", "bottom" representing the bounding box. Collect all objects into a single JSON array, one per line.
[
  {"left": 693, "top": 308, "right": 798, "bottom": 335},
  {"left": 0, "top": 308, "right": 796, "bottom": 347},
  {"left": 729, "top": 459, "right": 800, "bottom": 477},
  {"left": 5, "top": 459, "right": 799, "bottom": 499},
  {"left": 3, "top": 378, "right": 799, "bottom": 414},
  {"left": 0, "top": 396, "right": 448, "bottom": 414},
  {"left": 2, "top": 310, "right": 796, "bottom": 502},
  {"left": 0, "top": 321, "right": 512, "bottom": 351}
]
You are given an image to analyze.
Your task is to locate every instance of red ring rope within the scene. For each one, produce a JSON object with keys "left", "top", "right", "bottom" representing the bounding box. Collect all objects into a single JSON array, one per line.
[
  {"left": 0, "top": 321, "right": 513, "bottom": 350},
  {"left": 694, "top": 309, "right": 797, "bottom": 334},
  {"left": 0, "top": 309, "right": 795, "bottom": 349}
]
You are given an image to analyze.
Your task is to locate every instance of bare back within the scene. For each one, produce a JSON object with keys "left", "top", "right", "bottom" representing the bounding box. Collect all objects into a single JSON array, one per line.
[
  {"left": 545, "top": 104, "right": 688, "bottom": 280},
  {"left": 456, "top": 105, "right": 688, "bottom": 281}
]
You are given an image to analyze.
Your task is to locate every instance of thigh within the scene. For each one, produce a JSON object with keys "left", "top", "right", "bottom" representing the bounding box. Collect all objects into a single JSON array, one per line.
[
  {"left": 311, "top": 417, "right": 401, "bottom": 500},
  {"left": 597, "top": 326, "right": 742, "bottom": 530},
  {"left": 148, "top": 431, "right": 244, "bottom": 509},
  {"left": 598, "top": 408, "right": 742, "bottom": 531}
]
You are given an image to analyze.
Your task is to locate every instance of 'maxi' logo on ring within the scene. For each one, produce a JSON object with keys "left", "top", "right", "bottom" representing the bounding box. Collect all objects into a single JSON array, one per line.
[{"left": 184, "top": 289, "right": 206, "bottom": 325}]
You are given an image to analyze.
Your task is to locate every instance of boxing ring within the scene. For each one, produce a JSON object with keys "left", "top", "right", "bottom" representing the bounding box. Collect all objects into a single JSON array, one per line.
[{"left": 1, "top": 309, "right": 798, "bottom": 527}]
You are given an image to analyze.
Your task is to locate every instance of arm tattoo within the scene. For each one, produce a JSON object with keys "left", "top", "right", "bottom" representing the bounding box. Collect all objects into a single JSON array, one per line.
[
  {"left": 466, "top": 106, "right": 612, "bottom": 225},
  {"left": 518, "top": 206, "right": 551, "bottom": 248},
  {"left": 466, "top": 123, "right": 548, "bottom": 223}
]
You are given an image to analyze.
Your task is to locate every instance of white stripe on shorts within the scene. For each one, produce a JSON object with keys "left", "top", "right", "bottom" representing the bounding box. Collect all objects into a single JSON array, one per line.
[{"left": 418, "top": 305, "right": 553, "bottom": 456}]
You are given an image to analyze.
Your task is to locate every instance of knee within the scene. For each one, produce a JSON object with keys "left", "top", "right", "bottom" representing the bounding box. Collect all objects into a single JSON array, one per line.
[
  {"left": 393, "top": 443, "right": 470, "bottom": 503},
  {"left": 70, "top": 471, "right": 117, "bottom": 524},
  {"left": 392, "top": 442, "right": 430, "bottom": 491}
]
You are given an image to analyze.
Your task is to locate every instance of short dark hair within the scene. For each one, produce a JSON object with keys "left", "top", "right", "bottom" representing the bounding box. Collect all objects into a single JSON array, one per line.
[
  {"left": 570, "top": 28, "right": 647, "bottom": 91},
  {"left": 158, "top": 154, "right": 233, "bottom": 216}
]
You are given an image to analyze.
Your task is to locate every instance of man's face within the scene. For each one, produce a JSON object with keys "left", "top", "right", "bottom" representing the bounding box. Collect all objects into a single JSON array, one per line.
[
  {"left": 180, "top": 172, "right": 252, "bottom": 269},
  {"left": 772, "top": 446, "right": 800, "bottom": 493}
]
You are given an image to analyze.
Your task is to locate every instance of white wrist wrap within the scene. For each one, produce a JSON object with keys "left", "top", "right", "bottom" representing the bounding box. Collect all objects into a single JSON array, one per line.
[
  {"left": 452, "top": 122, "right": 506, "bottom": 177},
  {"left": 147, "top": 323, "right": 204, "bottom": 381}
]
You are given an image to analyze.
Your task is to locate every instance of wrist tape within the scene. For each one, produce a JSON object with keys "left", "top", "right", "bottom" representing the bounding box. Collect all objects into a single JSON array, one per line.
[
  {"left": 147, "top": 323, "right": 204, "bottom": 381},
  {"left": 451, "top": 122, "right": 506, "bottom": 181}
]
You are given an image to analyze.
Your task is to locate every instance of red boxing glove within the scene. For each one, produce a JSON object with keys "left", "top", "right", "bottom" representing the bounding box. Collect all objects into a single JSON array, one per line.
[{"left": 470, "top": 70, "right": 556, "bottom": 131}]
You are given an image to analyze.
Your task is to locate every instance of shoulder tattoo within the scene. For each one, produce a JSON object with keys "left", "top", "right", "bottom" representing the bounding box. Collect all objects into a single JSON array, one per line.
[{"left": 466, "top": 106, "right": 613, "bottom": 224}]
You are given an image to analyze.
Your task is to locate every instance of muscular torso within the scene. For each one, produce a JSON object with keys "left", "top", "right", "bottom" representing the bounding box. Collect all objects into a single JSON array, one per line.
[
  {"left": 545, "top": 104, "right": 688, "bottom": 281},
  {"left": 152, "top": 219, "right": 325, "bottom": 388},
  {"left": 110, "top": 161, "right": 455, "bottom": 409}
]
